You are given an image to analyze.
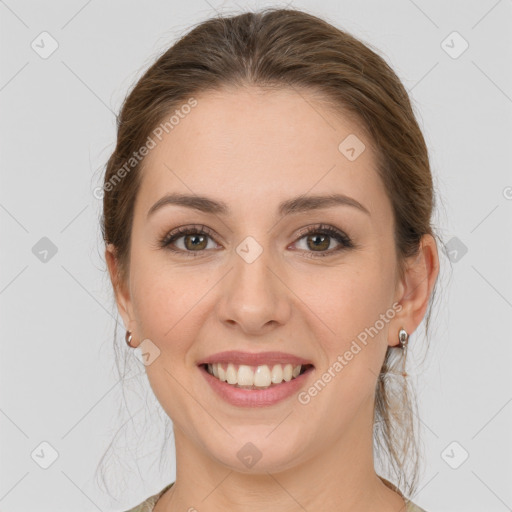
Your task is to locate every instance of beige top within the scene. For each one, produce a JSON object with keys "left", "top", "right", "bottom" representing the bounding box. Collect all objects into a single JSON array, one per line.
[{"left": 124, "top": 479, "right": 428, "bottom": 511}]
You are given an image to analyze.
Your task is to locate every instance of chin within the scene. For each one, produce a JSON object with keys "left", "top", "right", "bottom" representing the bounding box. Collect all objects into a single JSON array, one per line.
[{"left": 205, "top": 428, "right": 308, "bottom": 475}]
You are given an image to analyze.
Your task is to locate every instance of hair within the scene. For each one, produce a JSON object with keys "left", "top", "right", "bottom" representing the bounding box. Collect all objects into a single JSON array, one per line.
[{"left": 97, "top": 6, "right": 441, "bottom": 502}]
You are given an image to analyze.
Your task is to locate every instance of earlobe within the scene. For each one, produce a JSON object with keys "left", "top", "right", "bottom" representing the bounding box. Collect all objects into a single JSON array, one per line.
[{"left": 390, "top": 234, "right": 439, "bottom": 346}]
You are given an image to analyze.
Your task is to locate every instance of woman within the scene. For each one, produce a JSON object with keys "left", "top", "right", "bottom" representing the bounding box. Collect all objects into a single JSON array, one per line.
[{"left": 101, "top": 7, "right": 440, "bottom": 512}]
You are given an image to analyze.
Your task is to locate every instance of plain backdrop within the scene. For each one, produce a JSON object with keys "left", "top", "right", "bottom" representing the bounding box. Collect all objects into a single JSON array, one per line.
[{"left": 1, "top": 1, "right": 511, "bottom": 511}]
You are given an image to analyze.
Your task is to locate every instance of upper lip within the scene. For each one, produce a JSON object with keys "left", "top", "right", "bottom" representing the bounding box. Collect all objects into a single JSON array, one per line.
[{"left": 197, "top": 350, "right": 314, "bottom": 367}]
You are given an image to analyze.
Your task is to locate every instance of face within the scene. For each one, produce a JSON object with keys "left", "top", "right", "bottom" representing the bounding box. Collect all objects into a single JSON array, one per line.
[{"left": 110, "top": 86, "right": 409, "bottom": 474}]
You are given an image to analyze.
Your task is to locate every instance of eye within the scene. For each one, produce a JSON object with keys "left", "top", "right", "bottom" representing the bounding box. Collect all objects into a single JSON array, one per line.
[
  {"left": 159, "top": 225, "right": 220, "bottom": 257},
  {"left": 292, "top": 224, "right": 354, "bottom": 258},
  {"left": 159, "top": 223, "right": 354, "bottom": 258}
]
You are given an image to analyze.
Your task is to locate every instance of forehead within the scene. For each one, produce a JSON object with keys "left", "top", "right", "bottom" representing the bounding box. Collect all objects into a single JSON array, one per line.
[{"left": 136, "top": 86, "right": 388, "bottom": 221}]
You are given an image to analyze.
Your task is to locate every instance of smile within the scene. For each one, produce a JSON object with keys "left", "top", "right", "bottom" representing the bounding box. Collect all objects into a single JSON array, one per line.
[{"left": 203, "top": 362, "right": 313, "bottom": 389}]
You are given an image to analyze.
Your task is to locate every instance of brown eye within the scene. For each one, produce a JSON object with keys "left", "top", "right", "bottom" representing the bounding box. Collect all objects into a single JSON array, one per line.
[
  {"left": 293, "top": 224, "right": 354, "bottom": 258},
  {"left": 305, "top": 233, "right": 331, "bottom": 251},
  {"left": 159, "top": 223, "right": 354, "bottom": 258},
  {"left": 182, "top": 233, "right": 208, "bottom": 251},
  {"left": 160, "top": 225, "right": 219, "bottom": 257}
]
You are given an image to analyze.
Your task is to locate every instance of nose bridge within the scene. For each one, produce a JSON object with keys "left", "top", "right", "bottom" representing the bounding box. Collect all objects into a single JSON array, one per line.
[{"left": 217, "top": 235, "right": 291, "bottom": 332}]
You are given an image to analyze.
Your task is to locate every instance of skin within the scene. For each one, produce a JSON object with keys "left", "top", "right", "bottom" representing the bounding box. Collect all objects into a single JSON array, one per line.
[{"left": 106, "top": 86, "right": 439, "bottom": 512}]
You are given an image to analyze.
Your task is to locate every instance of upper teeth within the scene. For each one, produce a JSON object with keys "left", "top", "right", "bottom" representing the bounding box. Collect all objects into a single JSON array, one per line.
[{"left": 207, "top": 363, "right": 303, "bottom": 388}]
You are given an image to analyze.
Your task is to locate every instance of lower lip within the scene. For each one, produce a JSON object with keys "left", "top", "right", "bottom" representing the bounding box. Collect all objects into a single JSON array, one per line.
[{"left": 199, "top": 365, "right": 314, "bottom": 407}]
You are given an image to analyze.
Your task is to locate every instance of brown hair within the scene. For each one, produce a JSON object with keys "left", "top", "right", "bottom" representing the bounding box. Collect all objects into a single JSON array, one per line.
[{"left": 99, "top": 6, "right": 440, "bottom": 500}]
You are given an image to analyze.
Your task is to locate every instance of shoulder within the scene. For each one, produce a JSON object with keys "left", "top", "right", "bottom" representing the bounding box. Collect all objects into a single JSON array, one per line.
[
  {"left": 406, "top": 501, "right": 428, "bottom": 512},
  {"left": 122, "top": 482, "right": 426, "bottom": 512},
  {"left": 123, "top": 482, "right": 174, "bottom": 512}
]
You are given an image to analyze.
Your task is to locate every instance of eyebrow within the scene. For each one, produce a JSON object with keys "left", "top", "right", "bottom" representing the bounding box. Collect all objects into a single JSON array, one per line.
[{"left": 147, "top": 192, "right": 370, "bottom": 219}]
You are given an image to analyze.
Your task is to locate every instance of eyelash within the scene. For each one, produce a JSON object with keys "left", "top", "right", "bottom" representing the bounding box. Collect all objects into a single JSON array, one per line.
[{"left": 159, "top": 223, "right": 354, "bottom": 258}]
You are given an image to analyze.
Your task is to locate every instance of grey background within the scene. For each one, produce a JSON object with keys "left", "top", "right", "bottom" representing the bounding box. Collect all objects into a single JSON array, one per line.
[{"left": 1, "top": 1, "right": 511, "bottom": 511}]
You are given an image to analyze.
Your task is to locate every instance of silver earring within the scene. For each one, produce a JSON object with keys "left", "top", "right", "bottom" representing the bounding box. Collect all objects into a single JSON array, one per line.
[
  {"left": 398, "top": 328, "right": 409, "bottom": 377},
  {"left": 125, "top": 330, "right": 135, "bottom": 348}
]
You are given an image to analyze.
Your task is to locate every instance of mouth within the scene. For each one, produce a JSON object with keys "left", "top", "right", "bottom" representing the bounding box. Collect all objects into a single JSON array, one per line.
[
  {"left": 199, "top": 362, "right": 315, "bottom": 390},
  {"left": 197, "top": 350, "right": 315, "bottom": 406}
]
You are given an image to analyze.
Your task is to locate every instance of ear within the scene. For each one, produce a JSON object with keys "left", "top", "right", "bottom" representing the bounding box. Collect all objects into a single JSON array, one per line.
[
  {"left": 389, "top": 234, "right": 439, "bottom": 347},
  {"left": 105, "top": 243, "right": 138, "bottom": 345}
]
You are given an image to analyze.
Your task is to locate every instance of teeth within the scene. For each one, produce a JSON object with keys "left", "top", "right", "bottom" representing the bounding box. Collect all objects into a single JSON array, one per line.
[
  {"left": 271, "top": 364, "right": 283, "bottom": 384},
  {"left": 217, "top": 364, "right": 226, "bottom": 382},
  {"left": 238, "top": 365, "right": 254, "bottom": 386},
  {"left": 206, "top": 362, "right": 305, "bottom": 388},
  {"left": 254, "top": 365, "right": 271, "bottom": 386},
  {"left": 226, "top": 363, "right": 237, "bottom": 384}
]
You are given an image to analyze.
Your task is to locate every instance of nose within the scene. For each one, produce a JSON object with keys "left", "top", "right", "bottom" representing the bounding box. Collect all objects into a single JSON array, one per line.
[{"left": 217, "top": 244, "right": 292, "bottom": 336}]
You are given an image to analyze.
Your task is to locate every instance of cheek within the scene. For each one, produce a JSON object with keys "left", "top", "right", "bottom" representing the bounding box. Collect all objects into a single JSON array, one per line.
[
  {"left": 130, "top": 256, "right": 212, "bottom": 352},
  {"left": 308, "top": 262, "right": 391, "bottom": 328},
  {"left": 129, "top": 262, "right": 210, "bottom": 416},
  {"left": 297, "top": 265, "right": 394, "bottom": 422},
  {"left": 131, "top": 274, "right": 177, "bottom": 337},
  {"left": 299, "top": 257, "right": 394, "bottom": 369}
]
